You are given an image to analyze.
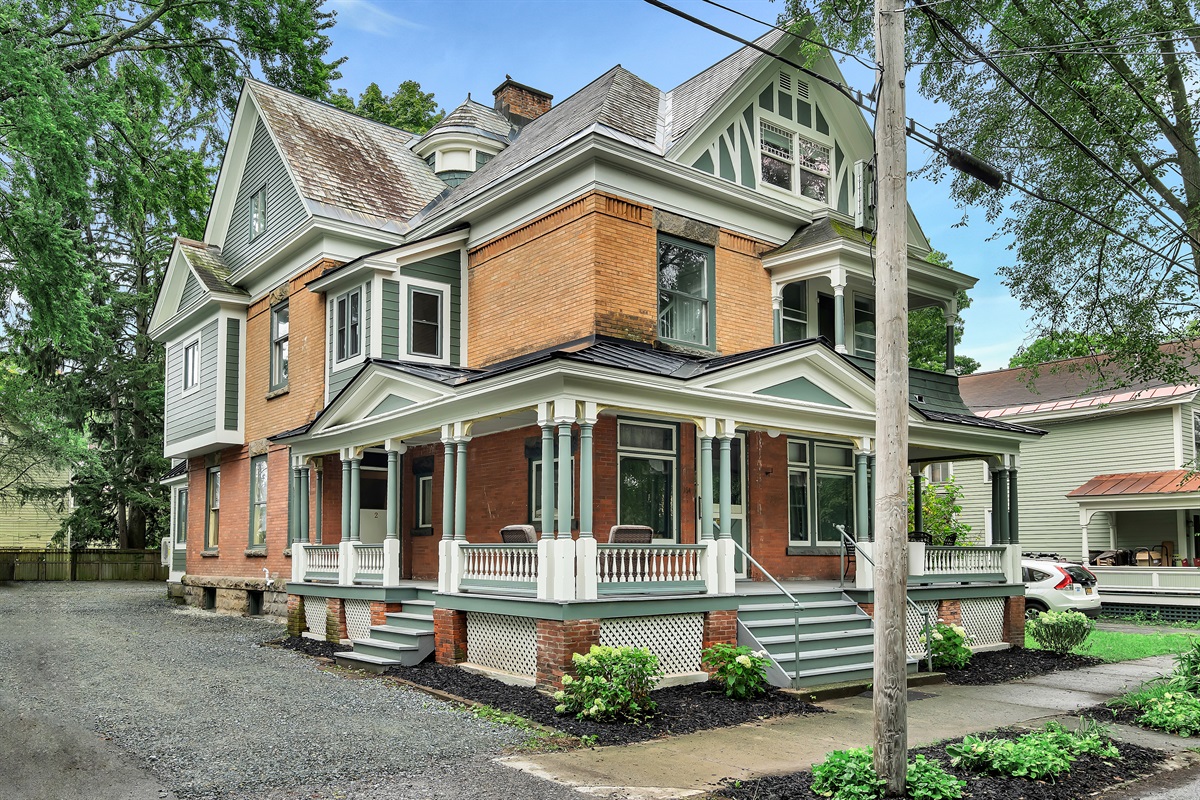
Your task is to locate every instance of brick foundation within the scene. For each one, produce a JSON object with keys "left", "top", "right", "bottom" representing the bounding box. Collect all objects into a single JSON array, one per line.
[
  {"left": 369, "top": 601, "right": 402, "bottom": 626},
  {"left": 857, "top": 602, "right": 874, "bottom": 617},
  {"left": 287, "top": 594, "right": 306, "bottom": 637},
  {"left": 937, "top": 598, "right": 962, "bottom": 626},
  {"left": 326, "top": 598, "right": 349, "bottom": 642},
  {"left": 434, "top": 608, "right": 468, "bottom": 665},
  {"left": 701, "top": 609, "right": 739, "bottom": 675},
  {"left": 535, "top": 618, "right": 602, "bottom": 690},
  {"left": 1003, "top": 595, "right": 1025, "bottom": 647}
]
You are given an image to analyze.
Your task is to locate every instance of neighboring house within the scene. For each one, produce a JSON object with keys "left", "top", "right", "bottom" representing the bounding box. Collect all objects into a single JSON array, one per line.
[
  {"left": 956, "top": 352, "right": 1200, "bottom": 618},
  {"left": 151, "top": 29, "right": 1037, "bottom": 688},
  {"left": 0, "top": 431, "right": 71, "bottom": 548}
]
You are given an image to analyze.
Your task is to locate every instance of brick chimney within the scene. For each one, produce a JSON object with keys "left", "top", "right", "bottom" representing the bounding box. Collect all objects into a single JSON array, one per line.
[{"left": 493, "top": 76, "right": 552, "bottom": 128}]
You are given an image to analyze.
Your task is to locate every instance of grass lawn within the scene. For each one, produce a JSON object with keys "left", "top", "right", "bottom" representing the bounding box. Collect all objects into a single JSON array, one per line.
[{"left": 1026, "top": 629, "right": 1200, "bottom": 662}]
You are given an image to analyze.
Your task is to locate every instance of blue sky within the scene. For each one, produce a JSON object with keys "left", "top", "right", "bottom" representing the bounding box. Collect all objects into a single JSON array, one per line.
[{"left": 323, "top": 0, "right": 1032, "bottom": 370}]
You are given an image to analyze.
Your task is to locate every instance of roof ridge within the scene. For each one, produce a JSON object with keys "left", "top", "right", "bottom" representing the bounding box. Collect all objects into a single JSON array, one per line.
[{"left": 246, "top": 78, "right": 421, "bottom": 139}]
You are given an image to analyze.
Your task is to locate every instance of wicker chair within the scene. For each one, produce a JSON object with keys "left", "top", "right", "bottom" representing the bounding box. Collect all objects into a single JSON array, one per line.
[{"left": 499, "top": 524, "right": 537, "bottom": 543}]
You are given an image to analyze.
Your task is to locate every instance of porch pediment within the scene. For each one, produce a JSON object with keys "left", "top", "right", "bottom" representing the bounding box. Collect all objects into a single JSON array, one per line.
[{"left": 312, "top": 361, "right": 458, "bottom": 433}]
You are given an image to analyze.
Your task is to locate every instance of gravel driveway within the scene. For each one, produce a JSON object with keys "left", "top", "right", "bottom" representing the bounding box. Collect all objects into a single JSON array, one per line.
[{"left": 0, "top": 582, "right": 584, "bottom": 800}]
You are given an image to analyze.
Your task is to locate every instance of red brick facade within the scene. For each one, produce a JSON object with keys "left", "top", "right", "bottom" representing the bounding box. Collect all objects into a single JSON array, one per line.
[
  {"left": 434, "top": 608, "right": 468, "bottom": 665},
  {"left": 1003, "top": 595, "right": 1025, "bottom": 647},
  {"left": 535, "top": 618, "right": 601, "bottom": 689},
  {"left": 702, "top": 610, "right": 738, "bottom": 657}
]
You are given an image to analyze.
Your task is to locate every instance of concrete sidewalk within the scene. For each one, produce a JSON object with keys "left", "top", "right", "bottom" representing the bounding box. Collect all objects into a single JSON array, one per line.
[{"left": 503, "top": 656, "right": 1178, "bottom": 799}]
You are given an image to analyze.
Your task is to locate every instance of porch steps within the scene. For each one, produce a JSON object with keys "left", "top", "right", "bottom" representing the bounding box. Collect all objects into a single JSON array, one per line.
[
  {"left": 334, "top": 593, "right": 436, "bottom": 674},
  {"left": 738, "top": 588, "right": 883, "bottom": 688}
]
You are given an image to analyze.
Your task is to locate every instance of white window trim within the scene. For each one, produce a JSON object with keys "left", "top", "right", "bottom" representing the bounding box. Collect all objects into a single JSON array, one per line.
[
  {"left": 181, "top": 336, "right": 201, "bottom": 397},
  {"left": 616, "top": 420, "right": 679, "bottom": 542},
  {"left": 924, "top": 462, "right": 955, "bottom": 485},
  {"left": 270, "top": 302, "right": 289, "bottom": 391},
  {"left": 333, "top": 286, "right": 365, "bottom": 366},
  {"left": 416, "top": 474, "right": 433, "bottom": 528},
  {"left": 174, "top": 486, "right": 189, "bottom": 548},
  {"left": 852, "top": 293, "right": 876, "bottom": 357},
  {"left": 756, "top": 104, "right": 835, "bottom": 208},
  {"left": 401, "top": 276, "right": 452, "bottom": 364}
]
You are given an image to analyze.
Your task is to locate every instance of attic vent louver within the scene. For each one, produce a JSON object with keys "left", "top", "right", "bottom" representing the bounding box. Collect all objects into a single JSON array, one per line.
[
  {"left": 797, "top": 80, "right": 810, "bottom": 100},
  {"left": 778, "top": 71, "right": 792, "bottom": 92}
]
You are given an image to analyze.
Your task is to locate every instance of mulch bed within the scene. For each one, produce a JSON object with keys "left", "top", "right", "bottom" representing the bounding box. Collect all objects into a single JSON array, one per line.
[
  {"left": 1076, "top": 702, "right": 1144, "bottom": 728},
  {"left": 271, "top": 635, "right": 350, "bottom": 660},
  {"left": 937, "top": 647, "right": 1104, "bottom": 685},
  {"left": 714, "top": 729, "right": 1166, "bottom": 800},
  {"left": 384, "top": 660, "right": 824, "bottom": 745}
]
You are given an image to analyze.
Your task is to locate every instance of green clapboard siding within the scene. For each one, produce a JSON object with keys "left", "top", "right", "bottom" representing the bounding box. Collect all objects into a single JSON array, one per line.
[
  {"left": 400, "top": 251, "right": 461, "bottom": 365},
  {"left": 179, "top": 271, "right": 203, "bottom": 312},
  {"left": 369, "top": 393, "right": 413, "bottom": 417},
  {"left": 381, "top": 279, "right": 400, "bottom": 360},
  {"left": 224, "top": 318, "right": 240, "bottom": 430},
  {"left": 165, "top": 319, "right": 219, "bottom": 445},
  {"left": 222, "top": 118, "right": 308, "bottom": 275}
]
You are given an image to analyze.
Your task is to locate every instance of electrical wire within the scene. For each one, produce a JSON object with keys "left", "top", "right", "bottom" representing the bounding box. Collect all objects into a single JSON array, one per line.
[
  {"left": 699, "top": 0, "right": 876, "bottom": 71},
  {"left": 641, "top": 0, "right": 1200, "bottom": 278}
]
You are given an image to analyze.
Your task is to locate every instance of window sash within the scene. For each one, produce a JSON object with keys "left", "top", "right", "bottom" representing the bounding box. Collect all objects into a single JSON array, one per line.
[
  {"left": 205, "top": 468, "right": 220, "bottom": 549},
  {"left": 271, "top": 304, "right": 289, "bottom": 389},
  {"left": 854, "top": 297, "right": 876, "bottom": 356},
  {"left": 250, "top": 187, "right": 267, "bottom": 238},
  {"left": 408, "top": 288, "right": 442, "bottom": 358},
  {"left": 416, "top": 475, "right": 433, "bottom": 528},
  {"left": 335, "top": 288, "right": 361, "bottom": 362},
  {"left": 175, "top": 488, "right": 188, "bottom": 545},
  {"left": 788, "top": 469, "right": 809, "bottom": 544},
  {"left": 657, "top": 237, "right": 712, "bottom": 346},
  {"left": 617, "top": 455, "right": 676, "bottom": 541},
  {"left": 249, "top": 456, "right": 267, "bottom": 547},
  {"left": 183, "top": 341, "right": 199, "bottom": 391}
]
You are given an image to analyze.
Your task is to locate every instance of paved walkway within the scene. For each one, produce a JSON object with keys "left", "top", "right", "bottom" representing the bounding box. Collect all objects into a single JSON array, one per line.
[{"left": 504, "top": 657, "right": 1180, "bottom": 798}]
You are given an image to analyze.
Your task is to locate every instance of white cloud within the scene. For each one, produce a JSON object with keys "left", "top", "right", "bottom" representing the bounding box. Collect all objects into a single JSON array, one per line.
[{"left": 328, "top": 0, "right": 423, "bottom": 35}]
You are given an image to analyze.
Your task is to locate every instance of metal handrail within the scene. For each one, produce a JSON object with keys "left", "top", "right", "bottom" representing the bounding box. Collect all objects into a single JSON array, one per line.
[
  {"left": 836, "top": 526, "right": 934, "bottom": 673},
  {"left": 731, "top": 539, "right": 803, "bottom": 681}
]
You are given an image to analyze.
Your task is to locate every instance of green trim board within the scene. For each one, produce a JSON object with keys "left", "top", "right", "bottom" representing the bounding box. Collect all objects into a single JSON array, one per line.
[
  {"left": 381, "top": 279, "right": 400, "bottom": 360},
  {"left": 286, "top": 582, "right": 424, "bottom": 602},
  {"left": 434, "top": 591, "right": 739, "bottom": 620},
  {"left": 844, "top": 584, "right": 1023, "bottom": 604},
  {"left": 597, "top": 581, "right": 707, "bottom": 596},
  {"left": 909, "top": 572, "right": 1006, "bottom": 585},
  {"left": 755, "top": 377, "right": 849, "bottom": 407}
]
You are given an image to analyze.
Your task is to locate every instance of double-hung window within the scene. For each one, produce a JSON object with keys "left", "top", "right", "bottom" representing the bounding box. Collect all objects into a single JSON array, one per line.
[
  {"left": 616, "top": 421, "right": 677, "bottom": 540},
  {"left": 249, "top": 187, "right": 267, "bottom": 239},
  {"left": 413, "top": 457, "right": 434, "bottom": 532},
  {"left": 1193, "top": 412, "right": 1200, "bottom": 460},
  {"left": 248, "top": 456, "right": 267, "bottom": 548},
  {"left": 182, "top": 340, "right": 199, "bottom": 392},
  {"left": 657, "top": 235, "right": 713, "bottom": 347},
  {"left": 408, "top": 287, "right": 442, "bottom": 358},
  {"left": 781, "top": 282, "right": 808, "bottom": 342},
  {"left": 926, "top": 462, "right": 953, "bottom": 485},
  {"left": 760, "top": 121, "right": 830, "bottom": 202},
  {"left": 787, "top": 441, "right": 810, "bottom": 544},
  {"left": 270, "top": 303, "right": 289, "bottom": 391},
  {"left": 175, "top": 488, "right": 189, "bottom": 546},
  {"left": 205, "top": 466, "right": 221, "bottom": 550},
  {"left": 854, "top": 297, "right": 876, "bottom": 356},
  {"left": 788, "top": 439, "right": 856, "bottom": 545},
  {"left": 335, "top": 287, "right": 362, "bottom": 362}
]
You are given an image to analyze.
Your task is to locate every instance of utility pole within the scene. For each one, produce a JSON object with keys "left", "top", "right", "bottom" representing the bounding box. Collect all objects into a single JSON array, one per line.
[{"left": 873, "top": 0, "right": 909, "bottom": 794}]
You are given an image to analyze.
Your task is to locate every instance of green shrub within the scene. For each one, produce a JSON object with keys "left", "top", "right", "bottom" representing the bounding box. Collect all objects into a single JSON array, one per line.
[
  {"left": 1026, "top": 609, "right": 1094, "bottom": 654},
  {"left": 702, "top": 643, "right": 771, "bottom": 700},
  {"left": 1165, "top": 637, "right": 1200, "bottom": 693},
  {"left": 922, "top": 621, "right": 972, "bottom": 670},
  {"left": 945, "top": 720, "right": 1118, "bottom": 780},
  {"left": 1136, "top": 691, "right": 1200, "bottom": 736},
  {"left": 552, "top": 645, "right": 663, "bottom": 722},
  {"left": 810, "top": 747, "right": 963, "bottom": 800}
]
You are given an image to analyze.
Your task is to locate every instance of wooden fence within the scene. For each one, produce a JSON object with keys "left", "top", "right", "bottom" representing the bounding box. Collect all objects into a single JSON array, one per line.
[{"left": 0, "top": 548, "right": 167, "bottom": 582}]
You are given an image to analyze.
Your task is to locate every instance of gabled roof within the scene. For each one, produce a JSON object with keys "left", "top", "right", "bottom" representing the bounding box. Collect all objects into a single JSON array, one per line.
[
  {"left": 420, "top": 97, "right": 514, "bottom": 142},
  {"left": 1069, "top": 469, "right": 1200, "bottom": 498},
  {"left": 666, "top": 27, "right": 787, "bottom": 148},
  {"left": 414, "top": 66, "right": 663, "bottom": 226},
  {"left": 177, "top": 240, "right": 247, "bottom": 297},
  {"left": 247, "top": 80, "right": 447, "bottom": 228}
]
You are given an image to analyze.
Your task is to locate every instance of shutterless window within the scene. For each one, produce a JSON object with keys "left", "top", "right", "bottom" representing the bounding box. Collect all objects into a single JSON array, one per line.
[
  {"left": 175, "top": 488, "right": 188, "bottom": 545},
  {"left": 205, "top": 467, "right": 220, "bottom": 550},
  {"left": 854, "top": 297, "right": 876, "bottom": 356},
  {"left": 408, "top": 287, "right": 442, "bottom": 358},
  {"left": 781, "top": 281, "right": 807, "bottom": 342},
  {"left": 657, "top": 236, "right": 712, "bottom": 347},
  {"left": 182, "top": 340, "right": 199, "bottom": 391},
  {"left": 249, "top": 187, "right": 267, "bottom": 239},
  {"left": 248, "top": 456, "right": 267, "bottom": 548},
  {"left": 270, "top": 303, "right": 289, "bottom": 390},
  {"left": 617, "top": 421, "right": 677, "bottom": 540},
  {"left": 787, "top": 440, "right": 810, "bottom": 544},
  {"left": 335, "top": 288, "right": 361, "bottom": 362},
  {"left": 760, "top": 121, "right": 830, "bottom": 202},
  {"left": 416, "top": 474, "right": 433, "bottom": 528},
  {"left": 927, "top": 462, "right": 952, "bottom": 484}
]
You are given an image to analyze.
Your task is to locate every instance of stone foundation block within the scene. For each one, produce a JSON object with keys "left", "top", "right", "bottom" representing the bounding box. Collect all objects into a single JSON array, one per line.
[
  {"left": 287, "top": 595, "right": 306, "bottom": 637},
  {"left": 215, "top": 588, "right": 250, "bottom": 615}
]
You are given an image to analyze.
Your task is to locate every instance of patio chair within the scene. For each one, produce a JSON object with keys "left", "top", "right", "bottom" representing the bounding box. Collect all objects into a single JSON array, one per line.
[
  {"left": 499, "top": 525, "right": 537, "bottom": 543},
  {"left": 607, "top": 525, "right": 654, "bottom": 544}
]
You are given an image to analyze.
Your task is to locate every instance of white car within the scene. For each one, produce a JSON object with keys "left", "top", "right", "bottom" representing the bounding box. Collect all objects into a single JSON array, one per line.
[{"left": 1022, "top": 557, "right": 1102, "bottom": 620}]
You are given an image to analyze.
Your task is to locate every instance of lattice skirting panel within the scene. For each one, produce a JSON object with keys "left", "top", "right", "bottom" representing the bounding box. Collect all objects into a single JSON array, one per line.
[
  {"left": 905, "top": 600, "right": 940, "bottom": 657},
  {"left": 599, "top": 614, "right": 703, "bottom": 675},
  {"left": 344, "top": 599, "right": 372, "bottom": 642},
  {"left": 1104, "top": 602, "right": 1200, "bottom": 623},
  {"left": 303, "top": 596, "right": 328, "bottom": 636},
  {"left": 467, "top": 613, "right": 537, "bottom": 677},
  {"left": 961, "top": 597, "right": 1005, "bottom": 647}
]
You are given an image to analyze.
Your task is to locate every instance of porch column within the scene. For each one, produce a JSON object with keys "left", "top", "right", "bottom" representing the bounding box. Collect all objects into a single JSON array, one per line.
[
  {"left": 536, "top": 404, "right": 556, "bottom": 599},
  {"left": 989, "top": 463, "right": 1004, "bottom": 544},
  {"left": 943, "top": 300, "right": 958, "bottom": 375},
  {"left": 1007, "top": 463, "right": 1019, "bottom": 544},
  {"left": 855, "top": 449, "right": 870, "bottom": 542},
  {"left": 438, "top": 431, "right": 456, "bottom": 594},
  {"left": 552, "top": 399, "right": 576, "bottom": 601},
  {"left": 833, "top": 281, "right": 847, "bottom": 353},
  {"left": 540, "top": 421, "right": 554, "bottom": 540},
  {"left": 338, "top": 455, "right": 352, "bottom": 584},
  {"left": 868, "top": 454, "right": 876, "bottom": 541},
  {"left": 716, "top": 421, "right": 736, "bottom": 594},
  {"left": 700, "top": 435, "right": 715, "bottom": 540},
  {"left": 995, "top": 465, "right": 1010, "bottom": 546},
  {"left": 556, "top": 421, "right": 572, "bottom": 540},
  {"left": 771, "top": 285, "right": 783, "bottom": 344},
  {"left": 718, "top": 435, "right": 732, "bottom": 539},
  {"left": 911, "top": 465, "right": 924, "bottom": 536},
  {"left": 384, "top": 442, "right": 402, "bottom": 586},
  {"left": 576, "top": 403, "right": 598, "bottom": 600},
  {"left": 299, "top": 463, "right": 311, "bottom": 544},
  {"left": 454, "top": 437, "right": 469, "bottom": 541},
  {"left": 349, "top": 456, "right": 362, "bottom": 541},
  {"left": 289, "top": 462, "right": 301, "bottom": 545},
  {"left": 314, "top": 463, "right": 323, "bottom": 544}
]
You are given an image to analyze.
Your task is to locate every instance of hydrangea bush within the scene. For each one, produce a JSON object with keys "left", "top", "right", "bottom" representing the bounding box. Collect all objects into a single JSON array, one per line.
[
  {"left": 922, "top": 621, "right": 973, "bottom": 670},
  {"left": 552, "top": 645, "right": 663, "bottom": 722},
  {"left": 702, "top": 643, "right": 772, "bottom": 699}
]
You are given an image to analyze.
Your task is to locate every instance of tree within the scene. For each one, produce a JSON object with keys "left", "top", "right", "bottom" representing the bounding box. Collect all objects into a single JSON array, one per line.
[
  {"left": 329, "top": 80, "right": 446, "bottom": 133},
  {"left": 908, "top": 475, "right": 971, "bottom": 546},
  {"left": 0, "top": 1, "right": 342, "bottom": 548},
  {"left": 909, "top": 251, "right": 980, "bottom": 375},
  {"left": 1008, "top": 332, "right": 1107, "bottom": 369},
  {"left": 786, "top": 1, "right": 1200, "bottom": 388}
]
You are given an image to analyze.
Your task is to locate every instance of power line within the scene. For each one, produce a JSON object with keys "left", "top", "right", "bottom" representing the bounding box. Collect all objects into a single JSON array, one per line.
[
  {"left": 641, "top": 0, "right": 1200, "bottom": 278},
  {"left": 699, "top": 0, "right": 876, "bottom": 71}
]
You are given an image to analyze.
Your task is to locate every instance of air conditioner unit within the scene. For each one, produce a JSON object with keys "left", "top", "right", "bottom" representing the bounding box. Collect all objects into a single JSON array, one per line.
[{"left": 854, "top": 159, "right": 876, "bottom": 231}]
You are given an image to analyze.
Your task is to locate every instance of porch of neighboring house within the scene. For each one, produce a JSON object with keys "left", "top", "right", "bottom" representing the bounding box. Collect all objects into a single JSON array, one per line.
[
  {"left": 1071, "top": 469, "right": 1200, "bottom": 621},
  {"left": 279, "top": 345, "right": 1031, "bottom": 688}
]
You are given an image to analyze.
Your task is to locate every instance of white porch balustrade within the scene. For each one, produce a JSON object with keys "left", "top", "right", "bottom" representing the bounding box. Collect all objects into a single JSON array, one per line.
[
  {"left": 596, "top": 544, "right": 708, "bottom": 595},
  {"left": 923, "top": 546, "right": 1007, "bottom": 578},
  {"left": 353, "top": 543, "right": 385, "bottom": 585},
  {"left": 458, "top": 544, "right": 538, "bottom": 594},
  {"left": 302, "top": 544, "right": 340, "bottom": 583}
]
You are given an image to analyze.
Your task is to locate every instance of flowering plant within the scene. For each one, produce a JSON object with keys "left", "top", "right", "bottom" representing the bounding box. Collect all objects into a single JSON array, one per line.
[
  {"left": 921, "top": 620, "right": 972, "bottom": 670},
  {"left": 702, "top": 643, "right": 772, "bottom": 699},
  {"left": 552, "top": 645, "right": 662, "bottom": 722}
]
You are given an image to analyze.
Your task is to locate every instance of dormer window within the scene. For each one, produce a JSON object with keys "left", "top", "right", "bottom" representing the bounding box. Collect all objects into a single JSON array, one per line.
[
  {"left": 760, "top": 121, "right": 829, "bottom": 202},
  {"left": 249, "top": 187, "right": 267, "bottom": 239}
]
